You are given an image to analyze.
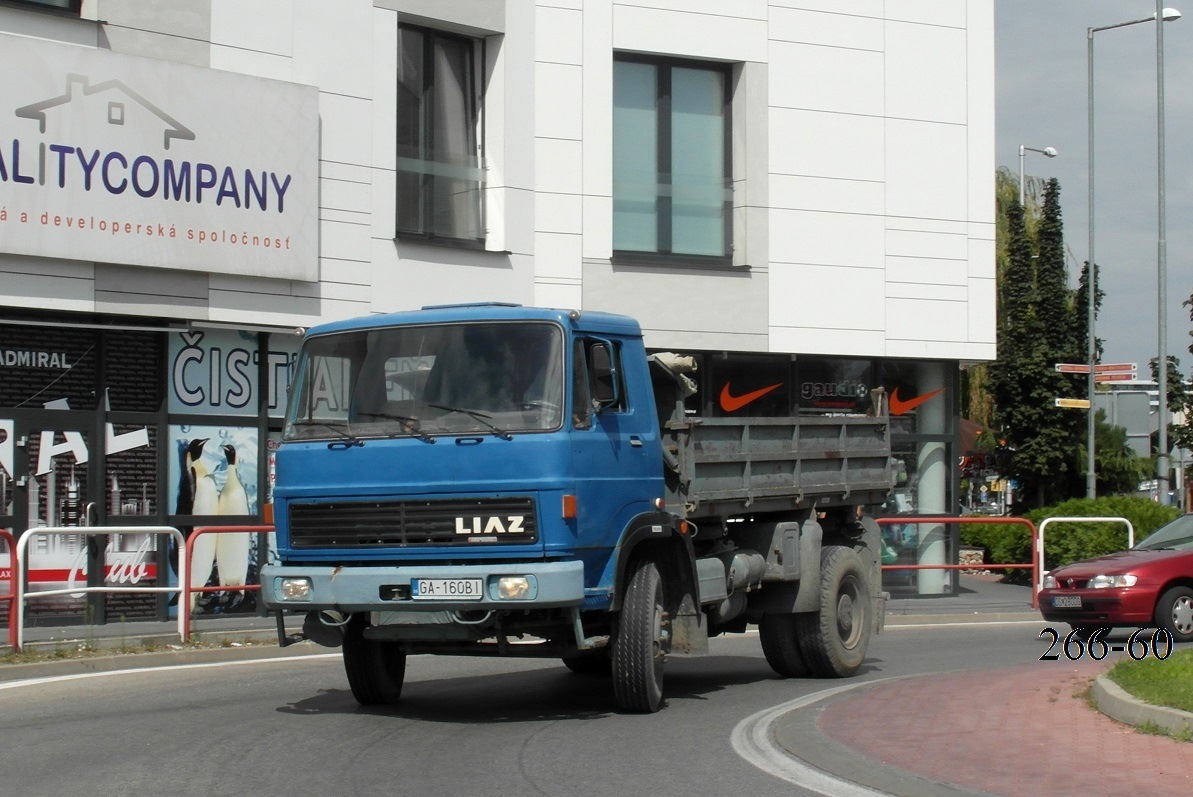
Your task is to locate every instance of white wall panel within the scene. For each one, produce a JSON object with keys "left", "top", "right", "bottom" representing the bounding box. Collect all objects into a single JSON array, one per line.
[
  {"left": 770, "top": 175, "right": 884, "bottom": 217},
  {"left": 886, "top": 0, "right": 965, "bottom": 27},
  {"left": 769, "top": 262, "right": 884, "bottom": 332},
  {"left": 613, "top": 6, "right": 766, "bottom": 62},
  {"left": 885, "top": 120, "right": 967, "bottom": 222},
  {"left": 319, "top": 94, "right": 373, "bottom": 169},
  {"left": 291, "top": 0, "right": 372, "bottom": 99},
  {"left": 769, "top": 7, "right": 883, "bottom": 50},
  {"left": 770, "top": 1, "right": 882, "bottom": 18},
  {"left": 535, "top": 232, "right": 582, "bottom": 281},
  {"left": 885, "top": 21, "right": 966, "bottom": 125},
  {"left": 535, "top": 138, "right": 584, "bottom": 195},
  {"left": 770, "top": 209, "right": 884, "bottom": 269},
  {"left": 534, "top": 279, "right": 583, "bottom": 311},
  {"left": 769, "top": 42, "right": 883, "bottom": 115},
  {"left": 211, "top": 0, "right": 292, "bottom": 57},
  {"left": 536, "top": 5, "right": 583, "bottom": 64},
  {"left": 770, "top": 326, "right": 885, "bottom": 357},
  {"left": 886, "top": 228, "right": 969, "bottom": 262},
  {"left": 887, "top": 297, "right": 968, "bottom": 343},
  {"left": 535, "top": 63, "right": 584, "bottom": 141},
  {"left": 770, "top": 109, "right": 884, "bottom": 181},
  {"left": 536, "top": 192, "right": 583, "bottom": 235},
  {"left": 968, "top": 274, "right": 997, "bottom": 345}
]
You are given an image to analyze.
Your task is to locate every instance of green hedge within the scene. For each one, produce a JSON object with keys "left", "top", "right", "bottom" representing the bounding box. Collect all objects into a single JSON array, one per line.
[{"left": 960, "top": 496, "right": 1182, "bottom": 582}]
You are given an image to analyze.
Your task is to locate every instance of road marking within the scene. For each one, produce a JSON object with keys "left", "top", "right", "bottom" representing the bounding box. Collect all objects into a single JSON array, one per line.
[
  {"left": 0, "top": 653, "right": 341, "bottom": 691},
  {"left": 731, "top": 676, "right": 910, "bottom": 797}
]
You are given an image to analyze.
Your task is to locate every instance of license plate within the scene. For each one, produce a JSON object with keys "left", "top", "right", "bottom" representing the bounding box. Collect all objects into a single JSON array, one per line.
[
  {"left": 1052, "top": 595, "right": 1082, "bottom": 609},
  {"left": 411, "top": 578, "right": 483, "bottom": 600}
]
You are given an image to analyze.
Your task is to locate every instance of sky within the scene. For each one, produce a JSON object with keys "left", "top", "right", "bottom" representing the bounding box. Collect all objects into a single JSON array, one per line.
[{"left": 996, "top": 0, "right": 1193, "bottom": 375}]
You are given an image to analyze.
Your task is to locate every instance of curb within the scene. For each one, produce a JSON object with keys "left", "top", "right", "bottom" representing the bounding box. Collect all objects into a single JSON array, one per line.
[
  {"left": 0, "top": 637, "right": 329, "bottom": 683},
  {"left": 1092, "top": 674, "right": 1193, "bottom": 738}
]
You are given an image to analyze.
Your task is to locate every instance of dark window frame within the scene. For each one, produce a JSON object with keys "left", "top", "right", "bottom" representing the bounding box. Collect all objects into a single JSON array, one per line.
[
  {"left": 612, "top": 53, "right": 733, "bottom": 265},
  {"left": 396, "top": 23, "right": 485, "bottom": 248}
]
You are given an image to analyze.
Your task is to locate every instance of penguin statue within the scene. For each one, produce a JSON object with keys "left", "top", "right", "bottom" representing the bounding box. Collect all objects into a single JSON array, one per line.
[
  {"left": 187, "top": 438, "right": 219, "bottom": 612},
  {"left": 216, "top": 443, "right": 251, "bottom": 598}
]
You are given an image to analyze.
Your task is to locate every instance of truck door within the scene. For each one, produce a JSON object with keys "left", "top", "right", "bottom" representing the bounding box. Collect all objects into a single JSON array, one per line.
[{"left": 568, "top": 338, "right": 658, "bottom": 553}]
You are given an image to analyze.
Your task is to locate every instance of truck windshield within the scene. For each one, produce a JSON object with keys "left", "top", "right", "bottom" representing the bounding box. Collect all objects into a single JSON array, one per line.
[{"left": 283, "top": 321, "right": 565, "bottom": 442}]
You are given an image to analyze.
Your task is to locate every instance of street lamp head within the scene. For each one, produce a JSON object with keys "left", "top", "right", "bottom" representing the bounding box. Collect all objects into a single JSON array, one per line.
[
  {"left": 1043, "top": 147, "right": 1058, "bottom": 158},
  {"left": 1160, "top": 8, "right": 1182, "bottom": 22}
]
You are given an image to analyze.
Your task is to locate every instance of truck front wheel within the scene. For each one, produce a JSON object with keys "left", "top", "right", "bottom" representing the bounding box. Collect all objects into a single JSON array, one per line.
[
  {"left": 795, "top": 545, "right": 871, "bottom": 677},
  {"left": 343, "top": 614, "right": 408, "bottom": 706},
  {"left": 612, "top": 560, "right": 668, "bottom": 713}
]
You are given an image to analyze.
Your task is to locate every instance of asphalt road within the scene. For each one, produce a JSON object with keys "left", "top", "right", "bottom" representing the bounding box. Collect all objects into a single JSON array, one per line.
[{"left": 0, "top": 621, "right": 1047, "bottom": 797}]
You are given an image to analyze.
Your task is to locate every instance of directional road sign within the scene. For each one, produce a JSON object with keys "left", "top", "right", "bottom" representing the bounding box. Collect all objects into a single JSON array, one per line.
[{"left": 1054, "top": 398, "right": 1091, "bottom": 409}]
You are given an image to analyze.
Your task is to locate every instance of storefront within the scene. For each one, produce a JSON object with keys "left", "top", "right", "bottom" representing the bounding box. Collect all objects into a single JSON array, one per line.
[
  {"left": 658, "top": 350, "right": 961, "bottom": 596},
  {"left": 0, "top": 314, "right": 299, "bottom": 625}
]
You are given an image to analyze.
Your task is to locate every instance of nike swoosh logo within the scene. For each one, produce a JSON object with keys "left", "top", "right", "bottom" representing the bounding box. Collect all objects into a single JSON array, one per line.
[
  {"left": 719, "top": 383, "right": 783, "bottom": 412},
  {"left": 889, "top": 387, "right": 944, "bottom": 415}
]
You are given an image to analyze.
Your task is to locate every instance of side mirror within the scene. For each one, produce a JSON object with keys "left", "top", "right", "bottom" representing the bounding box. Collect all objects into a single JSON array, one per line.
[{"left": 588, "top": 342, "right": 619, "bottom": 409}]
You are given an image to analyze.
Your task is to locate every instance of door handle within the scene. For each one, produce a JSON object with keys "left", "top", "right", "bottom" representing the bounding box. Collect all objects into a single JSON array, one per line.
[{"left": 629, "top": 436, "right": 643, "bottom": 447}]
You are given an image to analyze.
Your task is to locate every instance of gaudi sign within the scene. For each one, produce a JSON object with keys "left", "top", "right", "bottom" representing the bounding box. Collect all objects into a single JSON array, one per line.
[{"left": 0, "top": 33, "right": 319, "bottom": 281}]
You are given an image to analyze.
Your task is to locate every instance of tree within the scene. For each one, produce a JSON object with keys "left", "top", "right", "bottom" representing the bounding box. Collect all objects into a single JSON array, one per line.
[{"left": 988, "top": 179, "right": 1086, "bottom": 507}]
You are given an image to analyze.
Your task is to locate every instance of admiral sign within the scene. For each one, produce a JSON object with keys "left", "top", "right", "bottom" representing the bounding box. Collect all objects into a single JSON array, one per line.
[{"left": 0, "top": 33, "right": 319, "bottom": 281}]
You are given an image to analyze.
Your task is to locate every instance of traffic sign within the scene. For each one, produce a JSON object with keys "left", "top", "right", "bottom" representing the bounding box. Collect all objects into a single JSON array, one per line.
[
  {"left": 1054, "top": 398, "right": 1091, "bottom": 409},
  {"left": 1094, "top": 372, "right": 1136, "bottom": 383},
  {"left": 1095, "top": 362, "right": 1136, "bottom": 373},
  {"left": 1054, "top": 363, "right": 1091, "bottom": 374}
]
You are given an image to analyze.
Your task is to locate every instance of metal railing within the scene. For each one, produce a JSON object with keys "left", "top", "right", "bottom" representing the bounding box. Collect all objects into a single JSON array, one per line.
[
  {"left": 1036, "top": 516, "right": 1134, "bottom": 594},
  {"left": 14, "top": 526, "right": 186, "bottom": 652},
  {"left": 877, "top": 516, "right": 1041, "bottom": 609},
  {"left": 181, "top": 525, "right": 272, "bottom": 641},
  {"left": 1, "top": 529, "right": 15, "bottom": 649}
]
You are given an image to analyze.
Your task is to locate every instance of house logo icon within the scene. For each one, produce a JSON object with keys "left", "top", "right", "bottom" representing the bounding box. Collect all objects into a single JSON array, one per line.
[{"left": 15, "top": 73, "right": 194, "bottom": 150}]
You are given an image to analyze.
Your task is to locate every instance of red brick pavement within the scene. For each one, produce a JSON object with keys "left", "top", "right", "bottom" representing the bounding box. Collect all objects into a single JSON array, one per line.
[{"left": 818, "top": 661, "right": 1192, "bottom": 796}]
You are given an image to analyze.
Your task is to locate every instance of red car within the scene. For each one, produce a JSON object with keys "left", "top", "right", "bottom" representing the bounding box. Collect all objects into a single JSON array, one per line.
[{"left": 1037, "top": 514, "right": 1193, "bottom": 643}]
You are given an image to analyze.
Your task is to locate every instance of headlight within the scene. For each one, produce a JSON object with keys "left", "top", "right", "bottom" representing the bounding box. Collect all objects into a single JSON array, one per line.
[
  {"left": 1088, "top": 574, "right": 1138, "bottom": 589},
  {"left": 1042, "top": 574, "right": 1057, "bottom": 589},
  {"left": 278, "top": 577, "right": 313, "bottom": 601},
  {"left": 494, "top": 575, "right": 537, "bottom": 600}
]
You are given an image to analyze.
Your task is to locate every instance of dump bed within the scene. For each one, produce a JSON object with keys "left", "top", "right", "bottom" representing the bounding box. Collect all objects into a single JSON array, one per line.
[{"left": 664, "top": 414, "right": 893, "bottom": 519}]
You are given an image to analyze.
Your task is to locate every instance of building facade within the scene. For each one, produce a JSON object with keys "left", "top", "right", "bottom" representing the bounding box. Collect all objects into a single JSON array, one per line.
[{"left": 0, "top": 0, "right": 995, "bottom": 622}]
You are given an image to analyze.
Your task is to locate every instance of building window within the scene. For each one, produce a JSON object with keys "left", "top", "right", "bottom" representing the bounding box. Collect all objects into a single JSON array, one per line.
[
  {"left": 397, "top": 25, "right": 484, "bottom": 244},
  {"left": 8, "top": 1, "right": 81, "bottom": 11},
  {"left": 613, "top": 56, "right": 731, "bottom": 261}
]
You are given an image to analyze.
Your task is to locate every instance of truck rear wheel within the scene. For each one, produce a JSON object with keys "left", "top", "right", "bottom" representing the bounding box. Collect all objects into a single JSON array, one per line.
[
  {"left": 612, "top": 560, "right": 667, "bottom": 713},
  {"left": 796, "top": 545, "right": 871, "bottom": 677},
  {"left": 759, "top": 613, "right": 810, "bottom": 677},
  {"left": 343, "top": 614, "right": 407, "bottom": 706}
]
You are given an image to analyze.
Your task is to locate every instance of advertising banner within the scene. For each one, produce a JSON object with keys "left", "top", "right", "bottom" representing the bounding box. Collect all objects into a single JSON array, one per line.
[{"left": 0, "top": 32, "right": 320, "bottom": 281}]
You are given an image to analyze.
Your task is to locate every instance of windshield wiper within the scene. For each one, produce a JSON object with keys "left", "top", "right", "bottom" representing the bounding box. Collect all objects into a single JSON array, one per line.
[
  {"left": 290, "top": 420, "right": 364, "bottom": 448},
  {"left": 356, "top": 412, "right": 436, "bottom": 444},
  {"left": 429, "top": 403, "right": 513, "bottom": 441}
]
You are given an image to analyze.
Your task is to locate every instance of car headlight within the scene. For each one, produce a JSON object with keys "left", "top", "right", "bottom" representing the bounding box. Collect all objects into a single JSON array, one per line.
[
  {"left": 1042, "top": 574, "right": 1057, "bottom": 589},
  {"left": 1088, "top": 574, "right": 1138, "bottom": 589}
]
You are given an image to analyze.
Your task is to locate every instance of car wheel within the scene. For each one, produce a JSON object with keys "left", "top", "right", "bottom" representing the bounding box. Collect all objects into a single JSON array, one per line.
[{"left": 1153, "top": 586, "right": 1193, "bottom": 644}]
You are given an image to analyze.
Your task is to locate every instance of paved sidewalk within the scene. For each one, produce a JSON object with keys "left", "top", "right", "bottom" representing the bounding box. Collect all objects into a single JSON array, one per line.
[{"left": 787, "top": 659, "right": 1192, "bottom": 797}]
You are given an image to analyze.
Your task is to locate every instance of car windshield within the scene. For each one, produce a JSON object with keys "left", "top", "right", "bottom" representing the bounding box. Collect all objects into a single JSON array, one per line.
[
  {"left": 1134, "top": 514, "right": 1193, "bottom": 552},
  {"left": 283, "top": 321, "right": 565, "bottom": 441}
]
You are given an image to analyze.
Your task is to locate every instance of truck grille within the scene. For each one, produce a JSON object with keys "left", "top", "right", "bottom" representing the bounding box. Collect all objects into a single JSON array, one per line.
[{"left": 288, "top": 497, "right": 539, "bottom": 548}]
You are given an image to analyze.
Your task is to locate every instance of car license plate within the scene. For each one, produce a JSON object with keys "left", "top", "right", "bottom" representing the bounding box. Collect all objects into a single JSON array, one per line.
[
  {"left": 411, "top": 578, "right": 483, "bottom": 600},
  {"left": 1052, "top": 595, "right": 1082, "bottom": 609}
]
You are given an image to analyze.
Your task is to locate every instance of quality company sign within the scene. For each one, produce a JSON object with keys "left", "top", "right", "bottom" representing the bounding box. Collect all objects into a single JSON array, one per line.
[{"left": 0, "top": 32, "right": 320, "bottom": 281}]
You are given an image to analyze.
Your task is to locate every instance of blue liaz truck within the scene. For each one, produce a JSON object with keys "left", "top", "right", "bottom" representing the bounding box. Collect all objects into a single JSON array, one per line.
[{"left": 262, "top": 303, "right": 893, "bottom": 713}]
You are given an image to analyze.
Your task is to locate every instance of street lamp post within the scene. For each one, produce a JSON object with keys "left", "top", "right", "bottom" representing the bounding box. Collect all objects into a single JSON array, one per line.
[
  {"left": 1156, "top": 1, "right": 1178, "bottom": 505},
  {"left": 1084, "top": 6, "right": 1181, "bottom": 500},
  {"left": 1018, "top": 145, "right": 1057, "bottom": 208}
]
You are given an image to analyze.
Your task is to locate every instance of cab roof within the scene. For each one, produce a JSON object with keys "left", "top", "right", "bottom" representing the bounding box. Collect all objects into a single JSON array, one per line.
[{"left": 306, "top": 303, "right": 643, "bottom": 338}]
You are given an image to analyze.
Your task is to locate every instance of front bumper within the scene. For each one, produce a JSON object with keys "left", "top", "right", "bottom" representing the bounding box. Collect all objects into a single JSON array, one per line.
[
  {"left": 261, "top": 560, "right": 585, "bottom": 613},
  {"left": 1037, "top": 586, "right": 1155, "bottom": 627}
]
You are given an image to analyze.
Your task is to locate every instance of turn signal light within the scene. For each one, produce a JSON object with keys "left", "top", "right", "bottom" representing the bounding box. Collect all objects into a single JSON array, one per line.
[{"left": 562, "top": 494, "right": 578, "bottom": 519}]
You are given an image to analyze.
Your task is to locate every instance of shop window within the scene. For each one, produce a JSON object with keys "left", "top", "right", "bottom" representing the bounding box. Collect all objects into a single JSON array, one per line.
[
  {"left": 796, "top": 357, "right": 875, "bottom": 415},
  {"left": 706, "top": 353, "right": 788, "bottom": 417},
  {"left": 397, "top": 24, "right": 485, "bottom": 244},
  {"left": 613, "top": 56, "right": 731, "bottom": 262}
]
